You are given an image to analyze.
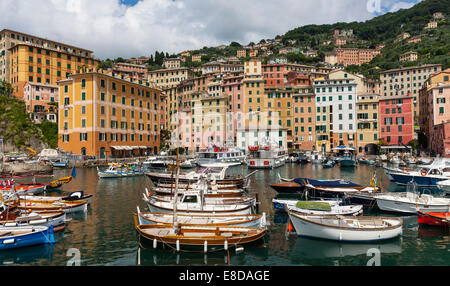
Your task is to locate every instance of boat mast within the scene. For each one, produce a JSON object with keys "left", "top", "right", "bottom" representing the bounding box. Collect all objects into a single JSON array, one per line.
[{"left": 172, "top": 97, "right": 181, "bottom": 230}]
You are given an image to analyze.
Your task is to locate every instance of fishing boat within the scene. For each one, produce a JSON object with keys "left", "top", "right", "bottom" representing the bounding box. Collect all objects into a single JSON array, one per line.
[
  {"left": 146, "top": 167, "right": 245, "bottom": 187},
  {"left": 196, "top": 145, "right": 245, "bottom": 168},
  {"left": 375, "top": 192, "right": 450, "bottom": 214},
  {"left": 156, "top": 182, "right": 239, "bottom": 191},
  {"left": 388, "top": 160, "right": 450, "bottom": 187},
  {"left": 298, "top": 152, "right": 309, "bottom": 164},
  {"left": 19, "top": 191, "right": 93, "bottom": 205},
  {"left": 334, "top": 147, "right": 357, "bottom": 167},
  {"left": 272, "top": 200, "right": 363, "bottom": 216},
  {"left": 310, "top": 151, "right": 324, "bottom": 164},
  {"left": 135, "top": 220, "right": 267, "bottom": 252},
  {"left": 135, "top": 207, "right": 267, "bottom": 228},
  {"left": 270, "top": 177, "right": 379, "bottom": 199},
  {"left": 6, "top": 198, "right": 88, "bottom": 214},
  {"left": 437, "top": 180, "right": 450, "bottom": 195},
  {"left": 322, "top": 158, "right": 336, "bottom": 168},
  {"left": 153, "top": 185, "right": 244, "bottom": 198},
  {"left": 246, "top": 144, "right": 287, "bottom": 169},
  {"left": 52, "top": 160, "right": 69, "bottom": 168},
  {"left": 148, "top": 191, "right": 257, "bottom": 206},
  {"left": 417, "top": 211, "right": 449, "bottom": 227},
  {"left": 97, "top": 163, "right": 145, "bottom": 178},
  {"left": 287, "top": 153, "right": 299, "bottom": 163},
  {"left": 143, "top": 191, "right": 254, "bottom": 215},
  {"left": 0, "top": 225, "right": 55, "bottom": 250},
  {"left": 358, "top": 157, "right": 376, "bottom": 165},
  {"left": 0, "top": 184, "right": 45, "bottom": 195},
  {"left": 287, "top": 213, "right": 403, "bottom": 242},
  {"left": 0, "top": 207, "right": 66, "bottom": 231}
]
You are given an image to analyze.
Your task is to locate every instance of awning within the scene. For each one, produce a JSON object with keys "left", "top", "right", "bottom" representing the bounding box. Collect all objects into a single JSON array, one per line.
[{"left": 111, "top": 146, "right": 149, "bottom": 150}]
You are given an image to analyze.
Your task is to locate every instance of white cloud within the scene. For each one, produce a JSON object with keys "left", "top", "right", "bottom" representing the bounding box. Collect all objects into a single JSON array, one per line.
[{"left": 0, "top": 0, "right": 405, "bottom": 60}]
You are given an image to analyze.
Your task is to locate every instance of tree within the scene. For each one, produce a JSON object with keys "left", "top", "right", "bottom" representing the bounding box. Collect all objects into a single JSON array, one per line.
[{"left": 230, "top": 41, "right": 241, "bottom": 48}]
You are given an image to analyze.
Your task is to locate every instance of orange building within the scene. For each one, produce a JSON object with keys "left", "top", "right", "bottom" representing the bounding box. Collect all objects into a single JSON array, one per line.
[
  {"left": 8, "top": 42, "right": 98, "bottom": 99},
  {"left": 58, "top": 70, "right": 163, "bottom": 158}
]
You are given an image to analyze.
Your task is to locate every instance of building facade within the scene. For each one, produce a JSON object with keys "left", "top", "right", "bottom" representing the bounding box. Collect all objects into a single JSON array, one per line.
[
  {"left": 58, "top": 70, "right": 162, "bottom": 158},
  {"left": 23, "top": 81, "right": 58, "bottom": 123},
  {"left": 379, "top": 95, "right": 414, "bottom": 146}
]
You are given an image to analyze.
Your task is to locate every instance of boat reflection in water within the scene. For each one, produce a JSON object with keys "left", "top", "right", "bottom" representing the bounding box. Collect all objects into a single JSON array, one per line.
[
  {"left": 289, "top": 236, "right": 402, "bottom": 265},
  {"left": 0, "top": 243, "right": 55, "bottom": 265}
]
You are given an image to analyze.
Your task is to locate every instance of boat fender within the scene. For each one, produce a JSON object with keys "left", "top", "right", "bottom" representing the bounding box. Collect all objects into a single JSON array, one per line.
[
  {"left": 339, "top": 232, "right": 342, "bottom": 241},
  {"left": 224, "top": 240, "right": 228, "bottom": 251},
  {"left": 236, "top": 246, "right": 244, "bottom": 254},
  {"left": 3, "top": 239, "right": 15, "bottom": 244},
  {"left": 204, "top": 241, "right": 208, "bottom": 253},
  {"left": 153, "top": 239, "right": 157, "bottom": 249},
  {"left": 176, "top": 240, "right": 180, "bottom": 252}
]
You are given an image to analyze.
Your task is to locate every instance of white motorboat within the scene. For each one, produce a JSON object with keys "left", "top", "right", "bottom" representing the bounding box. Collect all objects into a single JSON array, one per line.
[
  {"left": 437, "top": 180, "right": 450, "bottom": 195},
  {"left": 375, "top": 192, "right": 450, "bottom": 214},
  {"left": 97, "top": 163, "right": 144, "bottom": 178},
  {"left": 246, "top": 145, "right": 287, "bottom": 169},
  {"left": 310, "top": 151, "right": 324, "bottom": 164},
  {"left": 143, "top": 190, "right": 254, "bottom": 215},
  {"left": 287, "top": 213, "right": 403, "bottom": 242},
  {"left": 196, "top": 145, "right": 245, "bottom": 168}
]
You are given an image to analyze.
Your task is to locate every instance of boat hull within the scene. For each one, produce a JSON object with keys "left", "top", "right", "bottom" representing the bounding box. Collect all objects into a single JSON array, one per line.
[
  {"left": 288, "top": 214, "right": 403, "bottom": 242},
  {"left": 376, "top": 197, "right": 450, "bottom": 214},
  {"left": 0, "top": 226, "right": 54, "bottom": 250},
  {"left": 417, "top": 212, "right": 449, "bottom": 227},
  {"left": 390, "top": 173, "right": 447, "bottom": 187}
]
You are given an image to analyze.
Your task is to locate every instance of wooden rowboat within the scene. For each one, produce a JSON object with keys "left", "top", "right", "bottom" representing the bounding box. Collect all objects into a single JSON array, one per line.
[
  {"left": 134, "top": 215, "right": 266, "bottom": 252},
  {"left": 0, "top": 207, "right": 66, "bottom": 231},
  {"left": 287, "top": 212, "right": 403, "bottom": 242},
  {"left": 135, "top": 207, "right": 267, "bottom": 228},
  {"left": 6, "top": 199, "right": 88, "bottom": 214},
  {"left": 19, "top": 191, "right": 93, "bottom": 205}
]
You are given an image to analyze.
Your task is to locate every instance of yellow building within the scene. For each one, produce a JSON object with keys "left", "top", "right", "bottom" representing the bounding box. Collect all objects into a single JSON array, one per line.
[
  {"left": 148, "top": 67, "right": 195, "bottom": 90},
  {"left": 8, "top": 42, "right": 98, "bottom": 99},
  {"left": 356, "top": 94, "right": 380, "bottom": 153},
  {"left": 58, "top": 70, "right": 163, "bottom": 158}
]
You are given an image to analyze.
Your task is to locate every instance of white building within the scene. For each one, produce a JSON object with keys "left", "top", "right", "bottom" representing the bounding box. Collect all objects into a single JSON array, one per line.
[
  {"left": 313, "top": 78, "right": 358, "bottom": 151},
  {"left": 237, "top": 126, "right": 288, "bottom": 151}
]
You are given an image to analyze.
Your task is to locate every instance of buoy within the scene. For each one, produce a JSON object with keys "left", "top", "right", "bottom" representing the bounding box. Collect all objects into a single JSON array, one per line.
[{"left": 287, "top": 221, "right": 294, "bottom": 232}]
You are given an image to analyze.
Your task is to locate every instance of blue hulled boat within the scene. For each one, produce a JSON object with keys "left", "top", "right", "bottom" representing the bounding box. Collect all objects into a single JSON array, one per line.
[
  {"left": 0, "top": 225, "right": 55, "bottom": 250},
  {"left": 388, "top": 160, "right": 450, "bottom": 187}
]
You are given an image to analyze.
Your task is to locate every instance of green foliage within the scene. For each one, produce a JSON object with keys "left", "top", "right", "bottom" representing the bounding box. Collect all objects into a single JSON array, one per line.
[{"left": 37, "top": 121, "right": 58, "bottom": 149}]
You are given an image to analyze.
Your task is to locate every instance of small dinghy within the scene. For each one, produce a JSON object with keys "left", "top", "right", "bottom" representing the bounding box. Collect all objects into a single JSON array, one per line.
[
  {"left": 375, "top": 192, "right": 450, "bottom": 214},
  {"left": 0, "top": 225, "right": 55, "bottom": 250},
  {"left": 287, "top": 213, "right": 403, "bottom": 242},
  {"left": 0, "top": 204, "right": 66, "bottom": 231},
  {"left": 7, "top": 199, "right": 88, "bottom": 214},
  {"left": 0, "top": 185, "right": 45, "bottom": 195}
]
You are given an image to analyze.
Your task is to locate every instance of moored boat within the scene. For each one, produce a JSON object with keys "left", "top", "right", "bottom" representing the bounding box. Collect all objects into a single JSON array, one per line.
[
  {"left": 375, "top": 192, "right": 450, "bottom": 214},
  {"left": 0, "top": 225, "right": 55, "bottom": 250},
  {"left": 0, "top": 205, "right": 66, "bottom": 231},
  {"left": 246, "top": 144, "right": 287, "bottom": 169},
  {"left": 196, "top": 145, "right": 245, "bottom": 168},
  {"left": 19, "top": 191, "right": 93, "bottom": 205},
  {"left": 135, "top": 207, "right": 267, "bottom": 229},
  {"left": 97, "top": 163, "right": 145, "bottom": 178},
  {"left": 273, "top": 199, "right": 363, "bottom": 216},
  {"left": 287, "top": 213, "right": 403, "bottom": 242},
  {"left": 417, "top": 211, "right": 449, "bottom": 227},
  {"left": 6, "top": 199, "right": 88, "bottom": 214}
]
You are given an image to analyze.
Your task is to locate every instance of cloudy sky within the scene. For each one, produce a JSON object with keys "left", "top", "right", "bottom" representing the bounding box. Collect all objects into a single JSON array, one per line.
[{"left": 0, "top": 0, "right": 422, "bottom": 60}]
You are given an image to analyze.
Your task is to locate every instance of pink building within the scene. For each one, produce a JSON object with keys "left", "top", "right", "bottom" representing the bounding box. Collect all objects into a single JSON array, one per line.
[
  {"left": 23, "top": 82, "right": 58, "bottom": 123},
  {"left": 379, "top": 95, "right": 414, "bottom": 145},
  {"left": 428, "top": 84, "right": 450, "bottom": 157}
]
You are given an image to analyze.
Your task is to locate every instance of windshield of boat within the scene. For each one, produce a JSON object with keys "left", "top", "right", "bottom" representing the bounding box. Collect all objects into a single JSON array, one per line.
[{"left": 182, "top": 195, "right": 198, "bottom": 203}]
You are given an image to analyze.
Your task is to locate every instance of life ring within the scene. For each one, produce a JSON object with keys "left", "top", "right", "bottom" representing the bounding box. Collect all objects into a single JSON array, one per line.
[
  {"left": 403, "top": 168, "right": 408, "bottom": 172},
  {"left": 420, "top": 169, "right": 427, "bottom": 176}
]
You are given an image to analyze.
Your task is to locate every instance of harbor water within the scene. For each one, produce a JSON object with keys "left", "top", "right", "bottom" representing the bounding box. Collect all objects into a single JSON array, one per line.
[{"left": 3, "top": 163, "right": 449, "bottom": 266}]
